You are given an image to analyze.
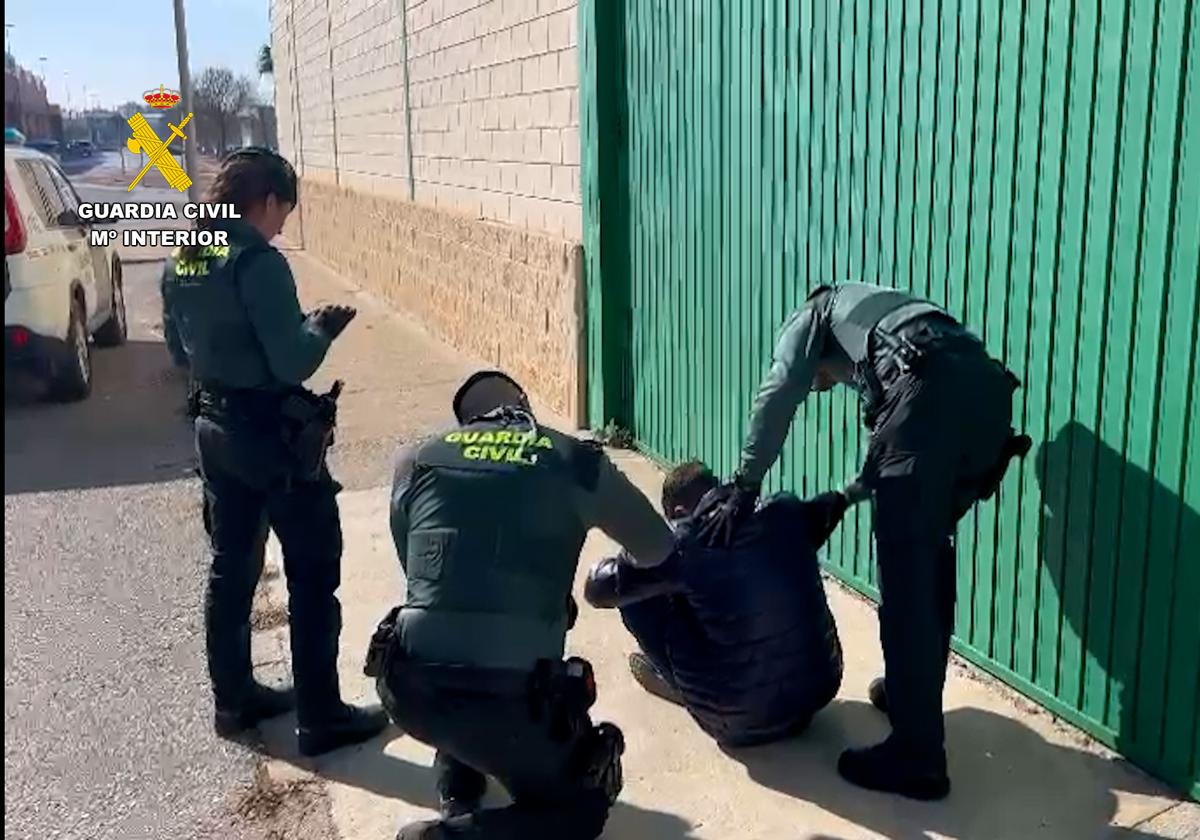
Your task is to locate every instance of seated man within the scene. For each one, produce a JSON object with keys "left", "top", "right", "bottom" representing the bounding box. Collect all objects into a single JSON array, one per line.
[{"left": 585, "top": 461, "right": 860, "bottom": 747}]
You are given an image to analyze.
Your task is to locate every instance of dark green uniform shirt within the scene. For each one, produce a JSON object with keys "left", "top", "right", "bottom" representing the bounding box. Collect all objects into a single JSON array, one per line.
[
  {"left": 739, "top": 283, "right": 948, "bottom": 484},
  {"left": 391, "top": 422, "right": 675, "bottom": 668},
  {"left": 161, "top": 219, "right": 331, "bottom": 390}
]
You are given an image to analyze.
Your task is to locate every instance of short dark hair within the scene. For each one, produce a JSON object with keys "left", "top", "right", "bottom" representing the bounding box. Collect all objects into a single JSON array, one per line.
[
  {"left": 453, "top": 370, "right": 530, "bottom": 423},
  {"left": 661, "top": 459, "right": 718, "bottom": 517}
]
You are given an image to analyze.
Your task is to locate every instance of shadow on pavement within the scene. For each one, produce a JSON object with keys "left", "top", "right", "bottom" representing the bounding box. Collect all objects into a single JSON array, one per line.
[
  {"left": 726, "top": 699, "right": 1170, "bottom": 839},
  {"left": 252, "top": 720, "right": 700, "bottom": 839},
  {"left": 4, "top": 339, "right": 195, "bottom": 494}
]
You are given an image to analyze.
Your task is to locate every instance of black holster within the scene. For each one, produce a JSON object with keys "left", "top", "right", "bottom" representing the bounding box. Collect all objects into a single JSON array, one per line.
[
  {"left": 280, "top": 380, "right": 343, "bottom": 483},
  {"left": 364, "top": 605, "right": 401, "bottom": 678},
  {"left": 573, "top": 721, "right": 626, "bottom": 804},
  {"left": 186, "top": 379, "right": 202, "bottom": 419},
  {"left": 975, "top": 428, "right": 1033, "bottom": 504},
  {"left": 528, "top": 657, "right": 597, "bottom": 742}
]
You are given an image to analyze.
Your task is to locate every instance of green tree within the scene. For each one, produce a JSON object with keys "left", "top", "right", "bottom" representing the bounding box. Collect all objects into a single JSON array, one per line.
[{"left": 257, "top": 44, "right": 273, "bottom": 76}]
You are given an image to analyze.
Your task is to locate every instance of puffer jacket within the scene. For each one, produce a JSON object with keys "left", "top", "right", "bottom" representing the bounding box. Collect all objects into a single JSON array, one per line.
[{"left": 663, "top": 493, "right": 845, "bottom": 746}]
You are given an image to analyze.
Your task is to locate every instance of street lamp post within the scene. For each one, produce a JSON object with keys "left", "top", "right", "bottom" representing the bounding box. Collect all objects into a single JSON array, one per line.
[{"left": 172, "top": 0, "right": 200, "bottom": 204}]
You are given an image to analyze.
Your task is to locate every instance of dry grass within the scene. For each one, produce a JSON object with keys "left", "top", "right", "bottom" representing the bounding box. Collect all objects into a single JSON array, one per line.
[
  {"left": 230, "top": 763, "right": 337, "bottom": 838},
  {"left": 251, "top": 602, "right": 289, "bottom": 631}
]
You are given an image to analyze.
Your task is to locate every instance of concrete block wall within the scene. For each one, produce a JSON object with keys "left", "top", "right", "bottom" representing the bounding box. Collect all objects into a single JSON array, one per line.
[
  {"left": 295, "top": 178, "right": 585, "bottom": 422},
  {"left": 272, "top": 0, "right": 582, "bottom": 237},
  {"left": 271, "top": 0, "right": 586, "bottom": 423},
  {"left": 405, "top": 0, "right": 581, "bottom": 239}
]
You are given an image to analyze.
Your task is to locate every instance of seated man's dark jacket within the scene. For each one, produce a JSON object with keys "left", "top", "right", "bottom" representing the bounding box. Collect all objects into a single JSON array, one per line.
[{"left": 591, "top": 492, "right": 846, "bottom": 746}]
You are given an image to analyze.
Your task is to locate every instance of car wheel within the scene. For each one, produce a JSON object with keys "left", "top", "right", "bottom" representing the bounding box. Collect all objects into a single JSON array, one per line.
[
  {"left": 94, "top": 258, "right": 128, "bottom": 347},
  {"left": 51, "top": 296, "right": 92, "bottom": 401}
]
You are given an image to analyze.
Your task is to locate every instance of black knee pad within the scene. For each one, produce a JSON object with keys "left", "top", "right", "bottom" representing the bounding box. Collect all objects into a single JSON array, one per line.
[{"left": 573, "top": 722, "right": 625, "bottom": 805}]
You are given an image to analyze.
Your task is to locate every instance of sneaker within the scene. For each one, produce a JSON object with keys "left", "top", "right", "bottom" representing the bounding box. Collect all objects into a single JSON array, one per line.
[
  {"left": 837, "top": 739, "right": 950, "bottom": 801},
  {"left": 628, "top": 652, "right": 683, "bottom": 706},
  {"left": 297, "top": 703, "right": 389, "bottom": 757},
  {"left": 214, "top": 682, "right": 296, "bottom": 738},
  {"left": 868, "top": 676, "right": 889, "bottom": 715}
]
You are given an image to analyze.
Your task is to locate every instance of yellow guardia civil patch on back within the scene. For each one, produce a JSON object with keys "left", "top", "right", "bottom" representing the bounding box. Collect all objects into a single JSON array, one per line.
[
  {"left": 173, "top": 244, "right": 231, "bottom": 276},
  {"left": 443, "top": 429, "right": 554, "bottom": 466}
]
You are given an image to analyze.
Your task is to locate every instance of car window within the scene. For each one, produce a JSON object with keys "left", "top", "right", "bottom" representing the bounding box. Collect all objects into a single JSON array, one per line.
[
  {"left": 46, "top": 164, "right": 81, "bottom": 213},
  {"left": 15, "top": 160, "right": 67, "bottom": 227}
]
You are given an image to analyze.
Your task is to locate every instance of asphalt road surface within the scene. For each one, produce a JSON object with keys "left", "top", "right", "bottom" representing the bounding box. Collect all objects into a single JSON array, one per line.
[
  {"left": 3, "top": 175, "right": 430, "bottom": 839},
  {"left": 4, "top": 187, "right": 266, "bottom": 840}
]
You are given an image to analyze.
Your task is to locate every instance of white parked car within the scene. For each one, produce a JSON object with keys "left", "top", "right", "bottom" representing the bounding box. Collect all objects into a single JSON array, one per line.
[{"left": 5, "top": 144, "right": 125, "bottom": 400}]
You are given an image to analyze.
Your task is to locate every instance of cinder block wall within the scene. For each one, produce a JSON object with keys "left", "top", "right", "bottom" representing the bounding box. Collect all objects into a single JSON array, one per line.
[{"left": 271, "top": 0, "right": 585, "bottom": 423}]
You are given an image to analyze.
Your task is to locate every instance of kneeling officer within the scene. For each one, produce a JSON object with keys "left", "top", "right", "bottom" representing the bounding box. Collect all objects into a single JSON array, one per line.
[{"left": 370, "top": 371, "right": 677, "bottom": 840}]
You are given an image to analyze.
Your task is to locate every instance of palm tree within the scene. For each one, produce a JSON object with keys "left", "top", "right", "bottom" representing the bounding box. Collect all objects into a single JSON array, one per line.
[{"left": 256, "top": 44, "right": 273, "bottom": 76}]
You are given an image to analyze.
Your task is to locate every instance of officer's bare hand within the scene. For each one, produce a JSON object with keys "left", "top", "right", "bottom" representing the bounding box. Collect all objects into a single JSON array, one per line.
[{"left": 311, "top": 304, "right": 358, "bottom": 339}]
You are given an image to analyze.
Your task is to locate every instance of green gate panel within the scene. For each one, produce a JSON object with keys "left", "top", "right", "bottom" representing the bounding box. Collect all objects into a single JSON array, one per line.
[{"left": 581, "top": 0, "right": 1200, "bottom": 798}]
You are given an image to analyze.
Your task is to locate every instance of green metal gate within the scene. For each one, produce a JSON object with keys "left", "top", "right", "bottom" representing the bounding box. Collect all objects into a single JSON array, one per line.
[{"left": 580, "top": 0, "right": 1200, "bottom": 797}]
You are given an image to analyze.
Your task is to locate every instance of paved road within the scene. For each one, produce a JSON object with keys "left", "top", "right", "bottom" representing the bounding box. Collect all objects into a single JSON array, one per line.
[
  {"left": 2, "top": 245, "right": 268, "bottom": 839},
  {"left": 3, "top": 171, "right": 474, "bottom": 838},
  {"left": 63, "top": 149, "right": 217, "bottom": 194},
  {"left": 3, "top": 182, "right": 286, "bottom": 839}
]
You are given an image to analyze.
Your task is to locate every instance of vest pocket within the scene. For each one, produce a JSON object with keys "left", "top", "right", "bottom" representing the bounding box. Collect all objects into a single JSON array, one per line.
[{"left": 409, "top": 528, "right": 456, "bottom": 582}]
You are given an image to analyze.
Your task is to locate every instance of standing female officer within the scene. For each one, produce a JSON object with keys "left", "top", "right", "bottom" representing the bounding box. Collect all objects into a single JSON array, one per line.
[{"left": 162, "top": 149, "right": 387, "bottom": 755}]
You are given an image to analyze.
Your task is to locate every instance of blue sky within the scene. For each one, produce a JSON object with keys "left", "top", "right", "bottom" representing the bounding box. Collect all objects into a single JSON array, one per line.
[{"left": 5, "top": 0, "right": 271, "bottom": 109}]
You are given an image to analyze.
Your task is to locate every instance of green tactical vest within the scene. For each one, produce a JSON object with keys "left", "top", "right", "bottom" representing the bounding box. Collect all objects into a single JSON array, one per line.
[
  {"left": 162, "top": 238, "right": 271, "bottom": 389},
  {"left": 818, "top": 282, "right": 949, "bottom": 364},
  {"left": 396, "top": 417, "right": 592, "bottom": 669}
]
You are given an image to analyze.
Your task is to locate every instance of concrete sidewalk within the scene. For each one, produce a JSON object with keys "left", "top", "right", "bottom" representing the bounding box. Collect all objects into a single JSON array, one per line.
[{"left": 250, "top": 250, "right": 1196, "bottom": 840}]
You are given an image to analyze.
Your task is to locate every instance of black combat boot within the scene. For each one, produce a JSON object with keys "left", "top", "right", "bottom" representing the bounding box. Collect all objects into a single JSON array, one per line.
[
  {"left": 436, "top": 757, "right": 486, "bottom": 820},
  {"left": 297, "top": 702, "right": 390, "bottom": 756},
  {"left": 868, "top": 676, "right": 889, "bottom": 714},
  {"left": 214, "top": 682, "right": 296, "bottom": 738},
  {"left": 837, "top": 737, "right": 950, "bottom": 801},
  {"left": 628, "top": 652, "right": 683, "bottom": 706}
]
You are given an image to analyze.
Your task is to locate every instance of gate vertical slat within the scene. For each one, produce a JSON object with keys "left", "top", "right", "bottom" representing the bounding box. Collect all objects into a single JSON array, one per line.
[
  {"left": 948, "top": 0, "right": 981, "bottom": 639},
  {"left": 1157, "top": 0, "right": 1200, "bottom": 787},
  {"left": 1065, "top": 0, "right": 1129, "bottom": 721}
]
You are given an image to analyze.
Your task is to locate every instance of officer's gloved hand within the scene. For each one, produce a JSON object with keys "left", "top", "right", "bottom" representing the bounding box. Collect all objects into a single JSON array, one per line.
[
  {"left": 584, "top": 556, "right": 626, "bottom": 608},
  {"left": 311, "top": 304, "right": 358, "bottom": 340},
  {"left": 843, "top": 475, "right": 872, "bottom": 505},
  {"left": 695, "top": 475, "right": 760, "bottom": 548}
]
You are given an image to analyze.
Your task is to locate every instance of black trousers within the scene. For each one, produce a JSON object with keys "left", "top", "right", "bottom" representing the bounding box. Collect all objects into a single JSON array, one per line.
[
  {"left": 619, "top": 595, "right": 676, "bottom": 680},
  {"left": 195, "top": 413, "right": 344, "bottom": 725},
  {"left": 865, "top": 338, "right": 1013, "bottom": 762},
  {"left": 378, "top": 659, "right": 613, "bottom": 840}
]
